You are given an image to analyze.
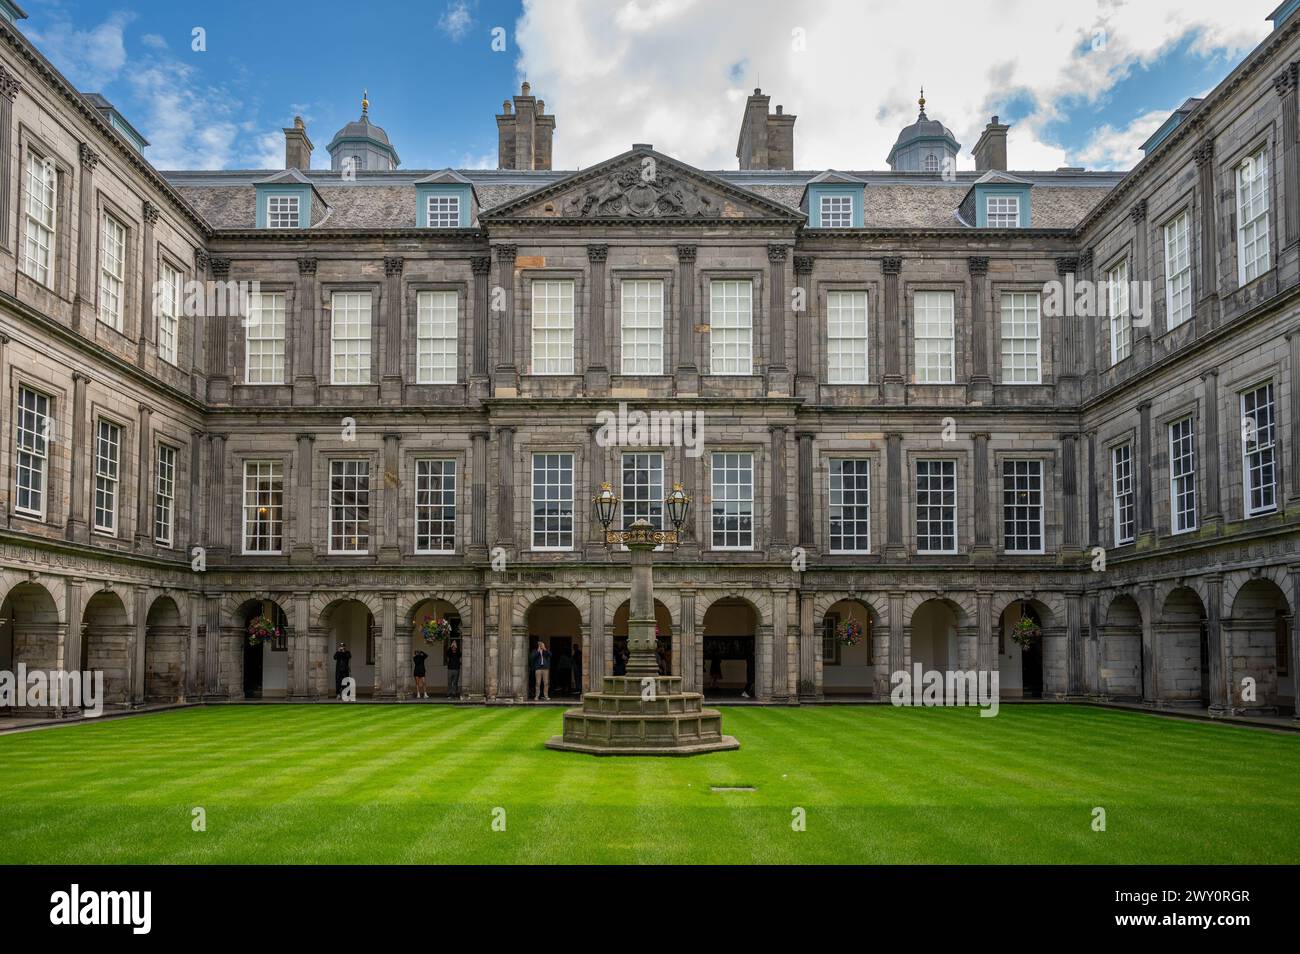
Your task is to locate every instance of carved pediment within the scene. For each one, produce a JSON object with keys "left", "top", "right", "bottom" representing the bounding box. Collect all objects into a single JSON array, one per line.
[{"left": 482, "top": 150, "right": 803, "bottom": 223}]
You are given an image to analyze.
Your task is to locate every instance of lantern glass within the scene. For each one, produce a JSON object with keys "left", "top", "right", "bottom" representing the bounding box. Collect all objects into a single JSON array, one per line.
[
  {"left": 665, "top": 484, "right": 690, "bottom": 531},
  {"left": 592, "top": 483, "right": 619, "bottom": 530}
]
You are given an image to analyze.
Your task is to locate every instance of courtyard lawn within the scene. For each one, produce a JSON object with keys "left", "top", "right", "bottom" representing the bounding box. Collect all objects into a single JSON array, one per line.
[{"left": 0, "top": 704, "right": 1296, "bottom": 864}]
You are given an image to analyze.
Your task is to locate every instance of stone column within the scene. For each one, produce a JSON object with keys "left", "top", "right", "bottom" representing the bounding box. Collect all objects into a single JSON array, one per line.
[
  {"left": 292, "top": 592, "right": 311, "bottom": 699},
  {"left": 138, "top": 202, "right": 159, "bottom": 365},
  {"left": 1130, "top": 200, "right": 1152, "bottom": 366},
  {"left": 767, "top": 244, "right": 790, "bottom": 394},
  {"left": 793, "top": 255, "right": 816, "bottom": 400},
  {"left": 1140, "top": 583, "right": 1158, "bottom": 703},
  {"left": 493, "top": 244, "right": 518, "bottom": 393},
  {"left": 976, "top": 591, "right": 994, "bottom": 675},
  {"left": 675, "top": 245, "right": 699, "bottom": 394},
  {"left": 0, "top": 66, "right": 19, "bottom": 249},
  {"left": 678, "top": 588, "right": 695, "bottom": 693},
  {"left": 968, "top": 256, "right": 991, "bottom": 403},
  {"left": 1201, "top": 370, "right": 1222, "bottom": 531},
  {"left": 771, "top": 587, "right": 790, "bottom": 701},
  {"left": 204, "top": 594, "right": 221, "bottom": 698},
  {"left": 1290, "top": 567, "right": 1300, "bottom": 721},
  {"left": 469, "top": 429, "right": 489, "bottom": 560},
  {"left": 588, "top": 588, "right": 605, "bottom": 693},
  {"left": 293, "top": 257, "right": 318, "bottom": 405},
  {"left": 886, "top": 432, "right": 904, "bottom": 558},
  {"left": 586, "top": 244, "right": 609, "bottom": 392},
  {"left": 1080, "top": 248, "right": 1098, "bottom": 396},
  {"left": 1289, "top": 333, "right": 1300, "bottom": 504},
  {"left": 1061, "top": 432, "right": 1080, "bottom": 551},
  {"left": 206, "top": 258, "right": 231, "bottom": 404},
  {"left": 972, "top": 432, "right": 992, "bottom": 558},
  {"left": 494, "top": 589, "right": 514, "bottom": 700},
  {"left": 769, "top": 425, "right": 788, "bottom": 549},
  {"left": 1086, "top": 430, "right": 1100, "bottom": 547},
  {"left": 74, "top": 144, "right": 99, "bottom": 331},
  {"left": 1066, "top": 591, "right": 1085, "bottom": 696},
  {"left": 1206, "top": 574, "right": 1229, "bottom": 713},
  {"left": 60, "top": 580, "right": 83, "bottom": 715},
  {"left": 798, "top": 589, "right": 818, "bottom": 698},
  {"left": 206, "top": 433, "right": 227, "bottom": 556},
  {"left": 1193, "top": 141, "right": 1219, "bottom": 327},
  {"left": 379, "top": 433, "right": 401, "bottom": 563},
  {"left": 470, "top": 255, "right": 491, "bottom": 400},
  {"left": 796, "top": 430, "right": 815, "bottom": 551},
  {"left": 496, "top": 426, "right": 515, "bottom": 547},
  {"left": 134, "top": 403, "right": 153, "bottom": 547},
  {"left": 189, "top": 428, "right": 203, "bottom": 551},
  {"left": 378, "top": 593, "right": 397, "bottom": 698},
  {"left": 881, "top": 257, "right": 904, "bottom": 401},
  {"left": 888, "top": 591, "right": 905, "bottom": 676},
  {"left": 381, "top": 256, "right": 404, "bottom": 403},
  {"left": 1276, "top": 64, "right": 1300, "bottom": 288},
  {"left": 131, "top": 586, "right": 147, "bottom": 705},
  {"left": 1055, "top": 257, "right": 1080, "bottom": 403},
  {"left": 291, "top": 433, "right": 314, "bottom": 563},
  {"left": 1137, "top": 401, "right": 1154, "bottom": 539},
  {"left": 66, "top": 372, "right": 89, "bottom": 543},
  {"left": 468, "top": 590, "right": 487, "bottom": 699}
]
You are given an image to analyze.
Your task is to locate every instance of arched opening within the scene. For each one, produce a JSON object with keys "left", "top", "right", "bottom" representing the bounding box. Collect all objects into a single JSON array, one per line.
[
  {"left": 612, "top": 599, "right": 673, "bottom": 678},
  {"left": 1103, "top": 595, "right": 1144, "bottom": 701},
  {"left": 997, "top": 600, "right": 1050, "bottom": 699},
  {"left": 321, "top": 599, "right": 375, "bottom": 699},
  {"left": 237, "top": 599, "right": 289, "bottom": 699},
  {"left": 1159, "top": 587, "right": 1209, "bottom": 706},
  {"left": 702, "top": 598, "right": 757, "bottom": 699},
  {"left": 821, "top": 599, "right": 876, "bottom": 696},
  {"left": 524, "top": 597, "right": 581, "bottom": 700},
  {"left": 408, "top": 598, "right": 463, "bottom": 698},
  {"left": 144, "top": 595, "right": 185, "bottom": 702},
  {"left": 82, "top": 590, "right": 130, "bottom": 706},
  {"left": 1229, "top": 579, "right": 1293, "bottom": 712},
  {"left": 0, "top": 582, "right": 60, "bottom": 711},
  {"left": 910, "top": 599, "right": 960, "bottom": 673}
]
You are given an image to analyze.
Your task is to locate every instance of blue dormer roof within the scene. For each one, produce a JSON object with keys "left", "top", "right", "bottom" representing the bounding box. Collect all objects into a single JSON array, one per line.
[
  {"left": 963, "top": 171, "right": 1033, "bottom": 228},
  {"left": 84, "top": 93, "right": 149, "bottom": 152},
  {"left": 254, "top": 168, "right": 325, "bottom": 228},
  {"left": 804, "top": 172, "right": 865, "bottom": 228},
  {"left": 1140, "top": 98, "right": 1203, "bottom": 156},
  {"left": 414, "top": 169, "right": 476, "bottom": 227},
  {"left": 0, "top": 0, "right": 27, "bottom": 25}
]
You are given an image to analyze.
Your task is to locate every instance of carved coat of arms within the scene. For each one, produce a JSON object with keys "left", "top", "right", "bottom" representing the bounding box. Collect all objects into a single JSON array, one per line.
[{"left": 562, "top": 168, "right": 719, "bottom": 218}]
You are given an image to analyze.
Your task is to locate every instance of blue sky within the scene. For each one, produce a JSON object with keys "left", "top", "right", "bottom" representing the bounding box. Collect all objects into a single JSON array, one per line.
[{"left": 17, "top": 0, "right": 1278, "bottom": 172}]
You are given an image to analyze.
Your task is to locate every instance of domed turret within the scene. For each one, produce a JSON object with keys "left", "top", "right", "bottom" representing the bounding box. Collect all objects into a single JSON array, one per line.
[
  {"left": 886, "top": 88, "right": 960, "bottom": 173},
  {"left": 327, "top": 90, "right": 400, "bottom": 172}
]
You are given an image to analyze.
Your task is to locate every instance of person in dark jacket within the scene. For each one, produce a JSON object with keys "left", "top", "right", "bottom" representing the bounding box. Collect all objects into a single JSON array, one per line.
[
  {"left": 572, "top": 644, "right": 583, "bottom": 696},
  {"left": 445, "top": 639, "right": 462, "bottom": 699},
  {"left": 413, "top": 648, "right": 429, "bottom": 699},
  {"left": 742, "top": 647, "right": 755, "bottom": 699},
  {"left": 334, "top": 642, "right": 352, "bottom": 699},
  {"left": 530, "top": 640, "right": 552, "bottom": 700}
]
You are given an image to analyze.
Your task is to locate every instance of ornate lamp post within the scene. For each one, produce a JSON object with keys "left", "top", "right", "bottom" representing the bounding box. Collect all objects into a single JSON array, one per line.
[{"left": 546, "top": 482, "right": 737, "bottom": 755}]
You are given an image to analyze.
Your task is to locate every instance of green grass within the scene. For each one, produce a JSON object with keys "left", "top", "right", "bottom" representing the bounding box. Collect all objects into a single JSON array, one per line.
[{"left": 1, "top": 704, "right": 1296, "bottom": 864}]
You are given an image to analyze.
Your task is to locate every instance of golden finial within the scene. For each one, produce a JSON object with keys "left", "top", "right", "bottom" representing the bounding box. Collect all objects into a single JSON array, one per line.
[
  {"left": 362, "top": 89, "right": 369, "bottom": 115},
  {"left": 919, "top": 86, "right": 926, "bottom": 113}
]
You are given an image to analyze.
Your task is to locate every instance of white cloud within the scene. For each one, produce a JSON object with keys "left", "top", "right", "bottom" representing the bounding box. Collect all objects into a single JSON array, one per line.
[
  {"left": 514, "top": 0, "right": 1269, "bottom": 172},
  {"left": 27, "top": 10, "right": 135, "bottom": 90},
  {"left": 141, "top": 33, "right": 168, "bottom": 51},
  {"left": 439, "top": 0, "right": 475, "bottom": 42}
]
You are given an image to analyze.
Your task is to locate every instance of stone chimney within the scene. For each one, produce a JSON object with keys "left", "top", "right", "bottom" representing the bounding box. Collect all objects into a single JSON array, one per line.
[
  {"left": 283, "top": 116, "right": 313, "bottom": 170},
  {"left": 736, "top": 89, "right": 796, "bottom": 170},
  {"left": 972, "top": 116, "right": 1009, "bottom": 172},
  {"left": 497, "top": 82, "right": 556, "bottom": 170}
]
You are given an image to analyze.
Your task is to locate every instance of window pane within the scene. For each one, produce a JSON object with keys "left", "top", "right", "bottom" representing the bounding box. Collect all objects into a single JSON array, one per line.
[
  {"left": 1113, "top": 444, "right": 1135, "bottom": 544},
  {"left": 329, "top": 459, "right": 371, "bottom": 552},
  {"left": 1169, "top": 417, "right": 1197, "bottom": 533},
  {"left": 1000, "top": 291, "right": 1041, "bottom": 384},
  {"left": 531, "top": 280, "right": 575, "bottom": 375},
  {"left": 709, "top": 280, "right": 753, "bottom": 375},
  {"left": 711, "top": 452, "right": 754, "bottom": 549},
  {"left": 915, "top": 459, "right": 957, "bottom": 552},
  {"left": 1002, "top": 459, "right": 1043, "bottom": 552},
  {"left": 827, "top": 290, "right": 869, "bottom": 384},
  {"left": 1242, "top": 383, "right": 1277, "bottom": 516},
  {"left": 94, "top": 420, "right": 121, "bottom": 533},
  {"left": 914, "top": 290, "right": 954, "bottom": 383},
  {"left": 243, "top": 461, "right": 284, "bottom": 553},
  {"left": 532, "top": 452, "right": 574, "bottom": 549},
  {"left": 620, "top": 280, "right": 664, "bottom": 375},
  {"left": 331, "top": 292, "right": 372, "bottom": 384},
  {"left": 247, "top": 292, "right": 287, "bottom": 384},
  {"left": 417, "top": 290, "right": 458, "bottom": 384},
  {"left": 415, "top": 459, "right": 456, "bottom": 552},
  {"left": 829, "top": 458, "right": 871, "bottom": 553}
]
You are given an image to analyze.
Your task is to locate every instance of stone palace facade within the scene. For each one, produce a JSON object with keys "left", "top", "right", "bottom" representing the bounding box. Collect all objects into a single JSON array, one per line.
[{"left": 0, "top": 1, "right": 1297, "bottom": 714}]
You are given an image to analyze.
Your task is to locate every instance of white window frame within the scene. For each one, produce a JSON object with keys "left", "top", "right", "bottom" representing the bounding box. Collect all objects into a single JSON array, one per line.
[
  {"left": 820, "top": 193, "right": 853, "bottom": 228},
  {"left": 99, "top": 212, "right": 127, "bottom": 331},
  {"left": 1002, "top": 459, "right": 1044, "bottom": 554},
  {"left": 330, "top": 291, "right": 372, "bottom": 385},
  {"left": 1112, "top": 443, "right": 1135, "bottom": 545},
  {"left": 1241, "top": 383, "right": 1277, "bottom": 517},
  {"left": 1108, "top": 260, "right": 1131, "bottom": 365},
  {"left": 154, "top": 442, "right": 176, "bottom": 546},
  {"left": 329, "top": 459, "right": 371, "bottom": 554},
  {"left": 157, "top": 259, "right": 182, "bottom": 366},
  {"left": 416, "top": 290, "right": 458, "bottom": 384},
  {"left": 246, "top": 291, "right": 287, "bottom": 385},
  {"left": 1169, "top": 417, "right": 1197, "bottom": 535},
  {"left": 914, "top": 290, "right": 955, "bottom": 384},
  {"left": 427, "top": 194, "right": 460, "bottom": 228},
  {"left": 1000, "top": 291, "right": 1042, "bottom": 384},
  {"left": 620, "top": 279, "right": 665, "bottom": 375},
  {"left": 414, "top": 458, "right": 456, "bottom": 554},
  {"left": 531, "top": 280, "right": 575, "bottom": 375},
  {"left": 986, "top": 194, "right": 1019, "bottom": 228},
  {"left": 1164, "top": 210, "right": 1192, "bottom": 330},
  {"left": 621, "top": 452, "right": 665, "bottom": 545},
  {"left": 915, "top": 459, "right": 958, "bottom": 554},
  {"left": 266, "top": 194, "right": 300, "bottom": 229},
  {"left": 531, "top": 452, "right": 575, "bottom": 551},
  {"left": 1237, "top": 147, "right": 1270, "bottom": 285},
  {"left": 828, "top": 458, "right": 871, "bottom": 554},
  {"left": 93, "top": 418, "right": 122, "bottom": 535},
  {"left": 15, "top": 385, "right": 51, "bottom": 518},
  {"left": 242, "top": 460, "right": 284, "bottom": 554},
  {"left": 826, "top": 290, "right": 869, "bottom": 385},
  {"left": 22, "top": 153, "right": 56, "bottom": 286},
  {"left": 710, "top": 452, "right": 754, "bottom": 551},
  {"left": 709, "top": 280, "right": 753, "bottom": 375}
]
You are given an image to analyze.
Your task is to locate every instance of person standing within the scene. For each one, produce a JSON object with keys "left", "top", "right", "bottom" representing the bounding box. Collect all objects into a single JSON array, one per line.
[
  {"left": 445, "top": 639, "right": 462, "bottom": 699},
  {"left": 412, "top": 647, "right": 429, "bottom": 699},
  {"left": 334, "top": 642, "right": 352, "bottom": 699},
  {"left": 572, "top": 644, "right": 583, "bottom": 696},
  {"left": 742, "top": 646, "right": 755, "bottom": 699},
  {"left": 531, "top": 640, "right": 552, "bottom": 701}
]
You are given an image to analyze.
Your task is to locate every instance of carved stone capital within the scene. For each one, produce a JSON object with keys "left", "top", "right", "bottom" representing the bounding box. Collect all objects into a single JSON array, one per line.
[
  {"left": 1193, "top": 140, "right": 1215, "bottom": 167},
  {"left": 587, "top": 244, "right": 608, "bottom": 263},
  {"left": 767, "top": 244, "right": 789, "bottom": 263},
  {"left": 1055, "top": 256, "right": 1079, "bottom": 277},
  {"left": 967, "top": 256, "right": 989, "bottom": 276},
  {"left": 1275, "top": 63, "right": 1299, "bottom": 97},
  {"left": 494, "top": 244, "right": 517, "bottom": 263},
  {"left": 209, "top": 257, "right": 231, "bottom": 279},
  {"left": 881, "top": 256, "right": 903, "bottom": 275},
  {"left": 297, "top": 257, "right": 318, "bottom": 276},
  {"left": 1130, "top": 199, "right": 1147, "bottom": 223},
  {"left": 470, "top": 255, "right": 492, "bottom": 275},
  {"left": 0, "top": 65, "right": 21, "bottom": 101},
  {"left": 1079, "top": 248, "right": 1095, "bottom": 271},
  {"left": 78, "top": 143, "right": 99, "bottom": 171},
  {"left": 142, "top": 201, "right": 160, "bottom": 227},
  {"left": 194, "top": 250, "right": 210, "bottom": 273},
  {"left": 793, "top": 255, "right": 814, "bottom": 275},
  {"left": 676, "top": 244, "right": 697, "bottom": 263},
  {"left": 383, "top": 256, "right": 405, "bottom": 276}
]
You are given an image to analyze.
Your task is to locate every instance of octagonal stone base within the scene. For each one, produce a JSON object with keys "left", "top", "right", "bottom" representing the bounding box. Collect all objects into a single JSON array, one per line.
[{"left": 546, "top": 675, "right": 739, "bottom": 756}]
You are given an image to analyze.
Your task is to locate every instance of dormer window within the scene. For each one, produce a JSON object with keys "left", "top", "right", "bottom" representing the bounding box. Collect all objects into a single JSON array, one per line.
[
  {"left": 267, "top": 194, "right": 300, "bottom": 229},
  {"left": 427, "top": 194, "right": 460, "bottom": 228},
  {"left": 924, "top": 154, "right": 939, "bottom": 172},
  {"left": 820, "top": 194, "right": 853, "bottom": 228},
  {"left": 986, "top": 195, "right": 1019, "bottom": 228}
]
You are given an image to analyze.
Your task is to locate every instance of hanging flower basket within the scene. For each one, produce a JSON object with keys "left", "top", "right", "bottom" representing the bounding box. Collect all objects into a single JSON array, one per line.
[
  {"left": 1010, "top": 614, "right": 1042, "bottom": 650},
  {"left": 246, "top": 614, "right": 283, "bottom": 647},
  {"left": 837, "top": 618, "right": 865, "bottom": 647},
  {"left": 421, "top": 617, "right": 453, "bottom": 644}
]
